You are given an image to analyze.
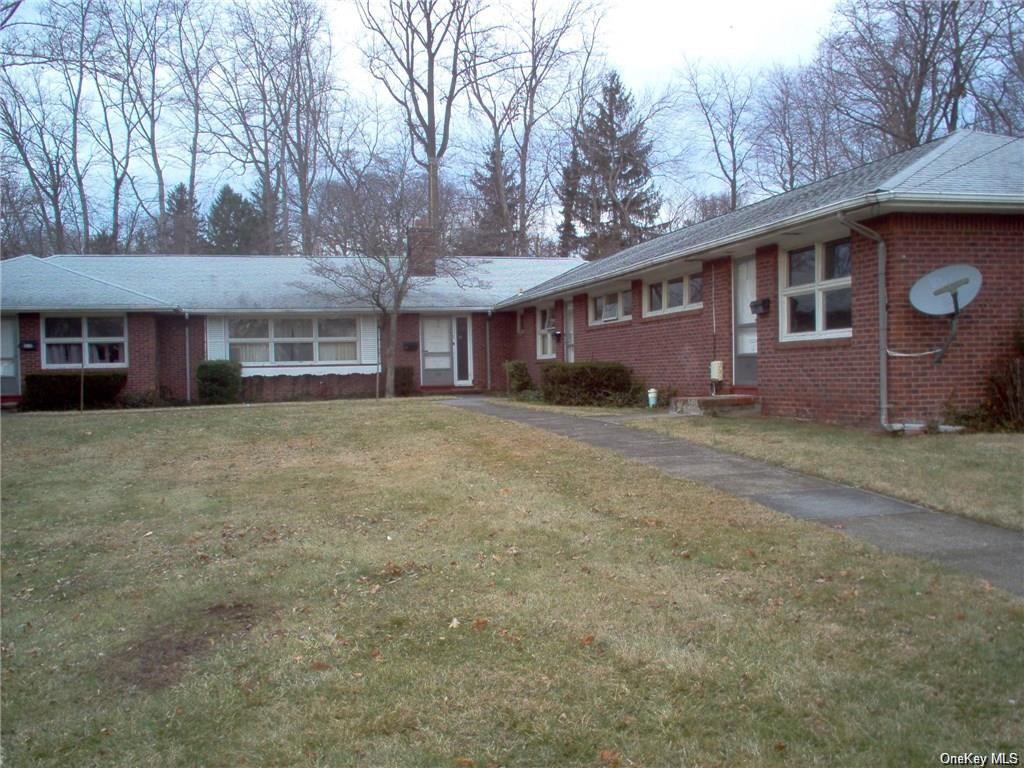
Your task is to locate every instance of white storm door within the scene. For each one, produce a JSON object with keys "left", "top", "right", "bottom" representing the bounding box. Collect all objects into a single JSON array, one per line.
[
  {"left": 733, "top": 257, "right": 758, "bottom": 386},
  {"left": 1, "top": 317, "right": 20, "bottom": 396},
  {"left": 421, "top": 316, "right": 454, "bottom": 386}
]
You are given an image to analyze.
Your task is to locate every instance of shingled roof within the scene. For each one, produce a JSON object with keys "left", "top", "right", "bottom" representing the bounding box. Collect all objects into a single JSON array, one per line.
[{"left": 496, "top": 129, "right": 1024, "bottom": 308}]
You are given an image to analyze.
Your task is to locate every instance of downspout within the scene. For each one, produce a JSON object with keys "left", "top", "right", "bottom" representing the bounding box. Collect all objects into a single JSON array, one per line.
[
  {"left": 485, "top": 311, "right": 492, "bottom": 391},
  {"left": 837, "top": 213, "right": 892, "bottom": 431},
  {"left": 183, "top": 311, "right": 192, "bottom": 404}
]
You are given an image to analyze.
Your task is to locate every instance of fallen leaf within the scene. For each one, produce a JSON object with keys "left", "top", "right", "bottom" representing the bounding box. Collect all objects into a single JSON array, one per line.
[
  {"left": 472, "top": 618, "right": 489, "bottom": 631},
  {"left": 774, "top": 741, "right": 787, "bottom": 752},
  {"left": 598, "top": 748, "right": 621, "bottom": 767},
  {"left": 370, "top": 648, "right": 383, "bottom": 662},
  {"left": 454, "top": 759, "right": 475, "bottom": 768},
  {"left": 310, "top": 661, "right": 330, "bottom": 671},
  {"left": 449, "top": 617, "right": 461, "bottom": 629},
  {"left": 579, "top": 634, "right": 595, "bottom": 647},
  {"left": 369, "top": 584, "right": 382, "bottom": 595}
]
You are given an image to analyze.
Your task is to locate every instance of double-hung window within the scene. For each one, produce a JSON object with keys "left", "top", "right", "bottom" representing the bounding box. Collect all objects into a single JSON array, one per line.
[
  {"left": 589, "top": 288, "right": 632, "bottom": 325},
  {"left": 779, "top": 239, "right": 852, "bottom": 340},
  {"left": 42, "top": 315, "right": 127, "bottom": 368},
  {"left": 536, "top": 306, "right": 555, "bottom": 359},
  {"left": 644, "top": 272, "right": 703, "bottom": 316},
  {"left": 228, "top": 317, "right": 359, "bottom": 365}
]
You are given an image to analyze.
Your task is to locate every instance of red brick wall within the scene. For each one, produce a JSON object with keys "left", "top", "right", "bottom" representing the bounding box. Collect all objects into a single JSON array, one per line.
[
  {"left": 745, "top": 213, "right": 1023, "bottom": 425},
  {"left": 156, "top": 314, "right": 206, "bottom": 402},
  {"left": 754, "top": 236, "right": 881, "bottom": 424},
  {"left": 241, "top": 373, "right": 377, "bottom": 401},
  {"left": 502, "top": 260, "right": 733, "bottom": 396},
  {"left": 884, "top": 212, "right": 1024, "bottom": 424},
  {"left": 384, "top": 311, "right": 502, "bottom": 391},
  {"left": 18, "top": 312, "right": 161, "bottom": 398}
]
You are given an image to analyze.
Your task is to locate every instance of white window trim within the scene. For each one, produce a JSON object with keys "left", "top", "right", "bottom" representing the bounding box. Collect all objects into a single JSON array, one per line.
[
  {"left": 642, "top": 274, "right": 704, "bottom": 318},
  {"left": 587, "top": 288, "right": 633, "bottom": 326},
  {"left": 536, "top": 305, "right": 556, "bottom": 360},
  {"left": 228, "top": 316, "right": 360, "bottom": 366},
  {"left": 778, "top": 241, "right": 853, "bottom": 342},
  {"left": 41, "top": 314, "right": 129, "bottom": 370}
]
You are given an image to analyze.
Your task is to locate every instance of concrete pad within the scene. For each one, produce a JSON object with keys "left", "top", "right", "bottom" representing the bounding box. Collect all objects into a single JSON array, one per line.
[
  {"left": 709, "top": 469, "right": 835, "bottom": 496},
  {"left": 749, "top": 487, "right": 922, "bottom": 521},
  {"left": 445, "top": 398, "right": 1024, "bottom": 597},
  {"left": 836, "top": 510, "right": 1021, "bottom": 554}
]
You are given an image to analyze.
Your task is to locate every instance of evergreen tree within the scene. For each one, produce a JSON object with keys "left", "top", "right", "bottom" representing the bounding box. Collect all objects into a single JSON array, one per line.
[
  {"left": 87, "top": 229, "right": 118, "bottom": 254},
  {"left": 206, "top": 185, "right": 260, "bottom": 255},
  {"left": 559, "top": 72, "right": 664, "bottom": 260},
  {"left": 460, "top": 142, "right": 519, "bottom": 256},
  {"left": 250, "top": 178, "right": 287, "bottom": 253},
  {"left": 165, "top": 183, "right": 205, "bottom": 254}
]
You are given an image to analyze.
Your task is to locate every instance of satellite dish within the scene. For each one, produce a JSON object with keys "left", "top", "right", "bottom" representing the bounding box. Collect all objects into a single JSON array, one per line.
[{"left": 909, "top": 264, "right": 982, "bottom": 316}]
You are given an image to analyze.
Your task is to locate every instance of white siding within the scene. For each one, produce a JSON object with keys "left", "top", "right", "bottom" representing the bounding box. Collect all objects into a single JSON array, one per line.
[
  {"left": 359, "top": 315, "right": 379, "bottom": 366},
  {"left": 206, "top": 316, "right": 228, "bottom": 359}
]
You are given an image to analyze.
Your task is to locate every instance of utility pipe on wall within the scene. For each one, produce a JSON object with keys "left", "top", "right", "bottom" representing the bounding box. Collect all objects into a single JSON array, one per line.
[{"left": 836, "top": 212, "right": 892, "bottom": 431}]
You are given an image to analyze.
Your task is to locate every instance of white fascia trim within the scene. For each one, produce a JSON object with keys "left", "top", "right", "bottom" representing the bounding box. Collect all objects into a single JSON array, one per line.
[
  {"left": 494, "top": 190, "right": 1024, "bottom": 309},
  {"left": 1, "top": 305, "right": 180, "bottom": 313}
]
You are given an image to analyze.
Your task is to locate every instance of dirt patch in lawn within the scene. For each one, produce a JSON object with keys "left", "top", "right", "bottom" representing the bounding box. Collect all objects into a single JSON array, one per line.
[{"left": 103, "top": 602, "right": 260, "bottom": 692}]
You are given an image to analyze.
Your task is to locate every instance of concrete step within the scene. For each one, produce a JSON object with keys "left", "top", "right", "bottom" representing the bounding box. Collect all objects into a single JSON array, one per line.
[{"left": 670, "top": 394, "right": 762, "bottom": 417}]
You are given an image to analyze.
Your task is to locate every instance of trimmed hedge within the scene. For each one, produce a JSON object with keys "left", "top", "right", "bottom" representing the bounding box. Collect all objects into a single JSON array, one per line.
[
  {"left": 539, "top": 361, "right": 640, "bottom": 406},
  {"left": 197, "top": 360, "right": 243, "bottom": 404},
  {"left": 22, "top": 372, "right": 127, "bottom": 410},
  {"left": 504, "top": 360, "right": 532, "bottom": 393}
]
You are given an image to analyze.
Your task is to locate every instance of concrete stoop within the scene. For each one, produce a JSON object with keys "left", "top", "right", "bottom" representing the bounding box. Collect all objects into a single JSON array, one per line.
[{"left": 670, "top": 394, "right": 762, "bottom": 417}]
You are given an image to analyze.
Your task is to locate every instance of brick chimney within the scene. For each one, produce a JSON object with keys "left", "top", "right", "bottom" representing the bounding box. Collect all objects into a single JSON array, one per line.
[{"left": 407, "top": 223, "right": 440, "bottom": 277}]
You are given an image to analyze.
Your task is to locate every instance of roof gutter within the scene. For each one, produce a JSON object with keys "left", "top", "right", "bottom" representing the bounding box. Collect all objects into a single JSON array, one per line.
[{"left": 496, "top": 190, "right": 1024, "bottom": 309}]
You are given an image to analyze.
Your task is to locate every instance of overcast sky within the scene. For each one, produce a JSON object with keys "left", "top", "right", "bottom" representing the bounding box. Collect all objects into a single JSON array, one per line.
[{"left": 327, "top": 0, "right": 837, "bottom": 97}]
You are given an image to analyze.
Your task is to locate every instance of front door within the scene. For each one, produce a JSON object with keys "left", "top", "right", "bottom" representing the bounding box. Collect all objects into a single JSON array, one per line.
[
  {"left": 563, "top": 300, "right": 575, "bottom": 363},
  {"left": 421, "top": 316, "right": 453, "bottom": 386},
  {"left": 1, "top": 317, "right": 20, "bottom": 397},
  {"left": 733, "top": 257, "right": 758, "bottom": 387},
  {"left": 453, "top": 316, "right": 472, "bottom": 386}
]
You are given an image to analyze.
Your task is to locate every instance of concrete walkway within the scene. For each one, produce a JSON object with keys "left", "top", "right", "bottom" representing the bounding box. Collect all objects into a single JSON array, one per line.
[{"left": 448, "top": 398, "right": 1024, "bottom": 597}]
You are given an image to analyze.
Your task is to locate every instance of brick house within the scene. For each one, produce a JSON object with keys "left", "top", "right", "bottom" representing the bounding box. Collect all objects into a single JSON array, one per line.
[{"left": 1, "top": 129, "right": 1021, "bottom": 426}]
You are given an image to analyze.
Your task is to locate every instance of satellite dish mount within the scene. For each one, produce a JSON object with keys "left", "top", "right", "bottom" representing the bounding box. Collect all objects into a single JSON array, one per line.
[{"left": 896, "top": 264, "right": 982, "bottom": 364}]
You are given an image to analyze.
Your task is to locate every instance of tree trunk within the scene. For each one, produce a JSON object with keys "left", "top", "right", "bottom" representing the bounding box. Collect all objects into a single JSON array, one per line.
[{"left": 385, "top": 310, "right": 398, "bottom": 397}]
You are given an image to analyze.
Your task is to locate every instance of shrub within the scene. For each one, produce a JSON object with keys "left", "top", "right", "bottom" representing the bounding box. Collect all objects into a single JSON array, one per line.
[
  {"left": 395, "top": 366, "right": 415, "bottom": 397},
  {"left": 117, "top": 390, "right": 167, "bottom": 409},
  {"left": 504, "top": 360, "right": 532, "bottom": 393},
  {"left": 539, "top": 361, "right": 637, "bottom": 406},
  {"left": 21, "top": 372, "right": 127, "bottom": 411},
  {"left": 197, "top": 360, "right": 242, "bottom": 404},
  {"left": 983, "top": 357, "right": 1024, "bottom": 430}
]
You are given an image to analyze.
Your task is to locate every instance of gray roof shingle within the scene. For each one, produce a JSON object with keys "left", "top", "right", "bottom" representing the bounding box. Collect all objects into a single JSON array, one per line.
[
  {"left": 497, "top": 130, "right": 1024, "bottom": 307},
  {"left": 7, "top": 254, "right": 584, "bottom": 312}
]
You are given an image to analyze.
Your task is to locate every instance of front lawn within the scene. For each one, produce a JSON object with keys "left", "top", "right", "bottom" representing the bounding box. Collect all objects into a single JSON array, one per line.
[{"left": 2, "top": 401, "right": 1022, "bottom": 766}]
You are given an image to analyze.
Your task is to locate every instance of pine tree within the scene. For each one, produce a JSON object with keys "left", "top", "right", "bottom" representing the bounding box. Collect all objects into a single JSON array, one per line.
[
  {"left": 559, "top": 72, "right": 664, "bottom": 260},
  {"left": 165, "top": 183, "right": 205, "bottom": 254},
  {"left": 460, "top": 142, "right": 519, "bottom": 256},
  {"left": 206, "top": 185, "right": 260, "bottom": 255}
]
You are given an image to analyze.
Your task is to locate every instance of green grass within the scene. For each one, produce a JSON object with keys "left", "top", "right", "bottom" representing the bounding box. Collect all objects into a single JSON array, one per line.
[
  {"left": 610, "top": 410, "right": 1023, "bottom": 531},
  {"left": 2, "top": 401, "right": 1022, "bottom": 767}
]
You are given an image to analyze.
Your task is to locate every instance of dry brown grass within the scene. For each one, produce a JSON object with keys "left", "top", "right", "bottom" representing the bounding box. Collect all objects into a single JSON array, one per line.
[{"left": 1, "top": 401, "right": 1021, "bottom": 767}]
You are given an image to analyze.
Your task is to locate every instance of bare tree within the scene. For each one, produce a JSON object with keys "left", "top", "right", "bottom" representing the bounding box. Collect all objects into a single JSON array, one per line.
[
  {"left": 44, "top": 0, "right": 99, "bottom": 250},
  {"left": 308, "top": 142, "right": 482, "bottom": 396},
  {"left": 683, "top": 61, "right": 759, "bottom": 211},
  {"left": 102, "top": 0, "right": 173, "bottom": 242},
  {"left": 0, "top": 70, "right": 75, "bottom": 253},
  {"left": 358, "top": 0, "right": 486, "bottom": 231},
  {"left": 168, "top": 0, "right": 215, "bottom": 209}
]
